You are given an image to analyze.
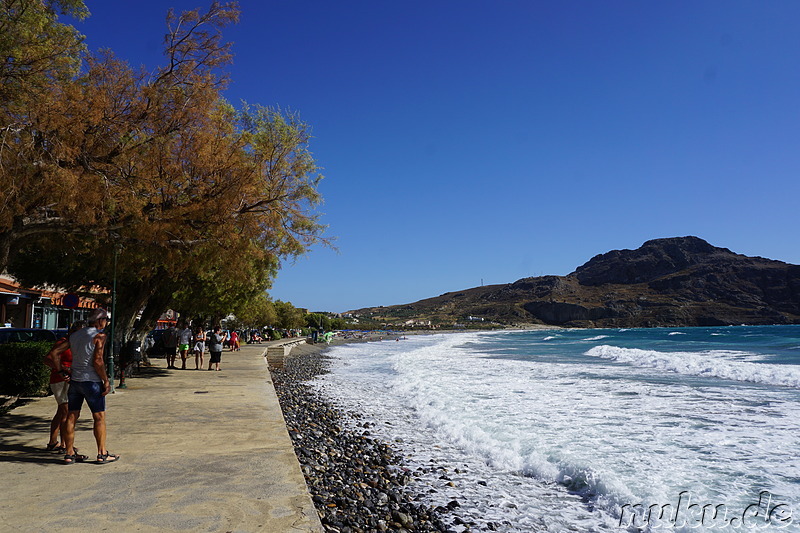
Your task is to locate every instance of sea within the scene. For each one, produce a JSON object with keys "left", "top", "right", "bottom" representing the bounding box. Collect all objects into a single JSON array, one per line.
[{"left": 313, "top": 325, "right": 800, "bottom": 532}]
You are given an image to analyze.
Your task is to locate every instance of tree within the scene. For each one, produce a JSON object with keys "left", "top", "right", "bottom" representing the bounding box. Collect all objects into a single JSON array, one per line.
[
  {"left": 169, "top": 241, "right": 279, "bottom": 328},
  {"left": 305, "top": 313, "right": 329, "bottom": 330},
  {"left": 0, "top": 2, "right": 240, "bottom": 270},
  {"left": 6, "top": 3, "right": 327, "bottom": 347},
  {"left": 274, "top": 300, "right": 304, "bottom": 330},
  {"left": 233, "top": 294, "right": 277, "bottom": 329},
  {"left": 0, "top": 0, "right": 88, "bottom": 100},
  {"left": 0, "top": 0, "right": 89, "bottom": 267}
]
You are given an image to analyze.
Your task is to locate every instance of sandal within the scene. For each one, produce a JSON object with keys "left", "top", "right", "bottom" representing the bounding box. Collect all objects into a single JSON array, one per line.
[
  {"left": 46, "top": 442, "right": 65, "bottom": 452},
  {"left": 96, "top": 452, "right": 120, "bottom": 464},
  {"left": 64, "top": 452, "right": 89, "bottom": 464}
]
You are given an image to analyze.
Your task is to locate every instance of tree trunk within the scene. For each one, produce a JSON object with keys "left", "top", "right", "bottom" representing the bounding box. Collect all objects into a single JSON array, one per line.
[{"left": 112, "top": 280, "right": 158, "bottom": 352}]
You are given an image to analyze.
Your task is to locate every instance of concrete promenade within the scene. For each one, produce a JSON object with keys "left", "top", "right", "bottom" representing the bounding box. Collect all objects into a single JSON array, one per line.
[{"left": 0, "top": 341, "right": 323, "bottom": 532}]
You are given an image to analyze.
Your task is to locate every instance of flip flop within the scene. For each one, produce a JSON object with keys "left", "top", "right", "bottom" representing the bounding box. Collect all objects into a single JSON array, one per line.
[{"left": 96, "top": 452, "right": 120, "bottom": 464}]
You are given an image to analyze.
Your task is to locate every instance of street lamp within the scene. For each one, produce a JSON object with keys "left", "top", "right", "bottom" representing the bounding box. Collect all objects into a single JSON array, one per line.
[{"left": 108, "top": 244, "right": 121, "bottom": 392}]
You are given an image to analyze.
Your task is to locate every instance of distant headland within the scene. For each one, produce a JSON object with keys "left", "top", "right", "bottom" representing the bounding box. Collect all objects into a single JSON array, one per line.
[{"left": 349, "top": 237, "right": 800, "bottom": 328}]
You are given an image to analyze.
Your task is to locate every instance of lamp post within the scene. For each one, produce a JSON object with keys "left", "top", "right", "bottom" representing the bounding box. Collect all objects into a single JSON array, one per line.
[{"left": 108, "top": 244, "right": 121, "bottom": 392}]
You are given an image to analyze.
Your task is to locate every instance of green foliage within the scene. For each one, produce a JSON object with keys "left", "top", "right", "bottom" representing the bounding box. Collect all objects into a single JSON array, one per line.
[
  {"left": 233, "top": 294, "right": 277, "bottom": 329},
  {"left": 304, "top": 313, "right": 347, "bottom": 331},
  {"left": 0, "top": 342, "right": 52, "bottom": 396},
  {"left": 305, "top": 312, "right": 330, "bottom": 330},
  {"left": 268, "top": 329, "right": 282, "bottom": 340},
  {"left": 274, "top": 300, "right": 304, "bottom": 329},
  {"left": 0, "top": 0, "right": 88, "bottom": 98}
]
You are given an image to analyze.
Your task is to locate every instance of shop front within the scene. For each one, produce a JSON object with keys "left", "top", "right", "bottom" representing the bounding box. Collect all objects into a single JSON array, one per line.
[
  {"left": 0, "top": 276, "right": 99, "bottom": 329},
  {"left": 33, "top": 291, "right": 99, "bottom": 330},
  {"left": 0, "top": 280, "right": 37, "bottom": 328}
]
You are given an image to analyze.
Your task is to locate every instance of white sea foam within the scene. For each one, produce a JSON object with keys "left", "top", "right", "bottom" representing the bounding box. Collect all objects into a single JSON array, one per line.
[
  {"left": 542, "top": 335, "right": 558, "bottom": 341},
  {"left": 318, "top": 329, "right": 800, "bottom": 533},
  {"left": 668, "top": 331, "right": 686, "bottom": 335},
  {"left": 583, "top": 335, "right": 609, "bottom": 341},
  {"left": 585, "top": 345, "right": 800, "bottom": 388}
]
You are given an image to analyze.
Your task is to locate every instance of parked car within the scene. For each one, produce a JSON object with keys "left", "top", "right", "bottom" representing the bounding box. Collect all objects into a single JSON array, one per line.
[
  {"left": 0, "top": 328, "right": 57, "bottom": 344},
  {"left": 51, "top": 329, "right": 69, "bottom": 340}
]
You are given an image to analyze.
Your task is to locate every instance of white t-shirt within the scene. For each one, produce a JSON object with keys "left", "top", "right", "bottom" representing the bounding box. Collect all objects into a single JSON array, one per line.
[
  {"left": 69, "top": 326, "right": 103, "bottom": 382},
  {"left": 179, "top": 328, "right": 193, "bottom": 345}
]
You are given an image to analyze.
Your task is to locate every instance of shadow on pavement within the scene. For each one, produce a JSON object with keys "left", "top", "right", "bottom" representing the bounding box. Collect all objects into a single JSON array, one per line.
[
  {"left": 121, "top": 364, "right": 170, "bottom": 379},
  {"left": 0, "top": 442, "right": 65, "bottom": 464},
  {"left": 0, "top": 413, "right": 65, "bottom": 464}
]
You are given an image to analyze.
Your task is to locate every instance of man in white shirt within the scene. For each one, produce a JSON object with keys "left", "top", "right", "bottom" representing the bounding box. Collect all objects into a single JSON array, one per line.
[
  {"left": 46, "top": 308, "right": 119, "bottom": 465},
  {"left": 177, "top": 322, "right": 193, "bottom": 370}
]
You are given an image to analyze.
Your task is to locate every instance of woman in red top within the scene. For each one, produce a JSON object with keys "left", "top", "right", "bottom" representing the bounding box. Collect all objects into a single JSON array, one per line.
[
  {"left": 44, "top": 321, "right": 85, "bottom": 452},
  {"left": 230, "top": 330, "right": 240, "bottom": 351}
]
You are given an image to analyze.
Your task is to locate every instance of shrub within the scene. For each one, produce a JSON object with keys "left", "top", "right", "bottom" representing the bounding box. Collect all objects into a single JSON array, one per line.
[
  {"left": 0, "top": 342, "right": 52, "bottom": 397},
  {"left": 268, "top": 329, "right": 282, "bottom": 340}
]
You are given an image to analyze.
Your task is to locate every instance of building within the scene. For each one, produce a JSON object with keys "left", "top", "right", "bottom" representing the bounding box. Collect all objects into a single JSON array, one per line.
[
  {"left": 0, "top": 275, "right": 100, "bottom": 329},
  {"left": 403, "top": 319, "right": 432, "bottom": 327}
]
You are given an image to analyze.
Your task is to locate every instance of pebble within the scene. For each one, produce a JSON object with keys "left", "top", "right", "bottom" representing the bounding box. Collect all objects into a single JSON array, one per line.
[{"left": 271, "top": 349, "right": 456, "bottom": 532}]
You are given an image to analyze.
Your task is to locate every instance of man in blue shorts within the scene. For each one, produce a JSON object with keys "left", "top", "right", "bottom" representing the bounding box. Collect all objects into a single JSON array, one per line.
[{"left": 46, "top": 308, "right": 120, "bottom": 465}]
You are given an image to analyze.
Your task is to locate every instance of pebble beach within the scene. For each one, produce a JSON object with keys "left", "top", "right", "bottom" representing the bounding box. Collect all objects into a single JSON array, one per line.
[{"left": 271, "top": 340, "right": 470, "bottom": 533}]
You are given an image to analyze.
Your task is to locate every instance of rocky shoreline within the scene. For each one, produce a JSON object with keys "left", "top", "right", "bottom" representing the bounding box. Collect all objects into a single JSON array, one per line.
[{"left": 270, "top": 342, "right": 463, "bottom": 533}]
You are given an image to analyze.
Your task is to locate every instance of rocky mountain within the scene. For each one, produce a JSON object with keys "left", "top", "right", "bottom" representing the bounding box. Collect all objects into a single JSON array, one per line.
[{"left": 351, "top": 237, "right": 800, "bottom": 328}]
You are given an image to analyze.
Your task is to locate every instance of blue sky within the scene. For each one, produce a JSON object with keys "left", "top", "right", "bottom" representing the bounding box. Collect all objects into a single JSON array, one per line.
[{"left": 74, "top": 1, "right": 800, "bottom": 312}]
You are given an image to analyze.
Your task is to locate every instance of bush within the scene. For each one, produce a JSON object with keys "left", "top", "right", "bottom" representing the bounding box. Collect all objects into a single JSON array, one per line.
[
  {"left": 268, "top": 329, "right": 282, "bottom": 340},
  {"left": 0, "top": 342, "right": 52, "bottom": 397}
]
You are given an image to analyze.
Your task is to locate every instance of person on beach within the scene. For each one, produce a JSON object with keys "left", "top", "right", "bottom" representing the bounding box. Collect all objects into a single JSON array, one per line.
[
  {"left": 43, "top": 320, "right": 86, "bottom": 452},
  {"left": 45, "top": 308, "right": 119, "bottom": 465},
  {"left": 177, "top": 321, "right": 193, "bottom": 370},
  {"left": 162, "top": 324, "right": 178, "bottom": 369},
  {"left": 207, "top": 326, "right": 226, "bottom": 371},
  {"left": 193, "top": 326, "right": 206, "bottom": 370}
]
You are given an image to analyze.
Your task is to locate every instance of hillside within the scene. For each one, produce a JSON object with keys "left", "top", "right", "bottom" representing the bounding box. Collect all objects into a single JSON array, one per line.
[{"left": 349, "top": 237, "right": 800, "bottom": 328}]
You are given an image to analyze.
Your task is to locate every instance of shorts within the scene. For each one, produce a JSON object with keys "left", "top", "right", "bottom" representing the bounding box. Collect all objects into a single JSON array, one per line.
[
  {"left": 209, "top": 351, "right": 222, "bottom": 363},
  {"left": 165, "top": 346, "right": 177, "bottom": 355},
  {"left": 51, "top": 381, "right": 69, "bottom": 405},
  {"left": 179, "top": 344, "right": 190, "bottom": 352},
  {"left": 67, "top": 381, "right": 106, "bottom": 413}
]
